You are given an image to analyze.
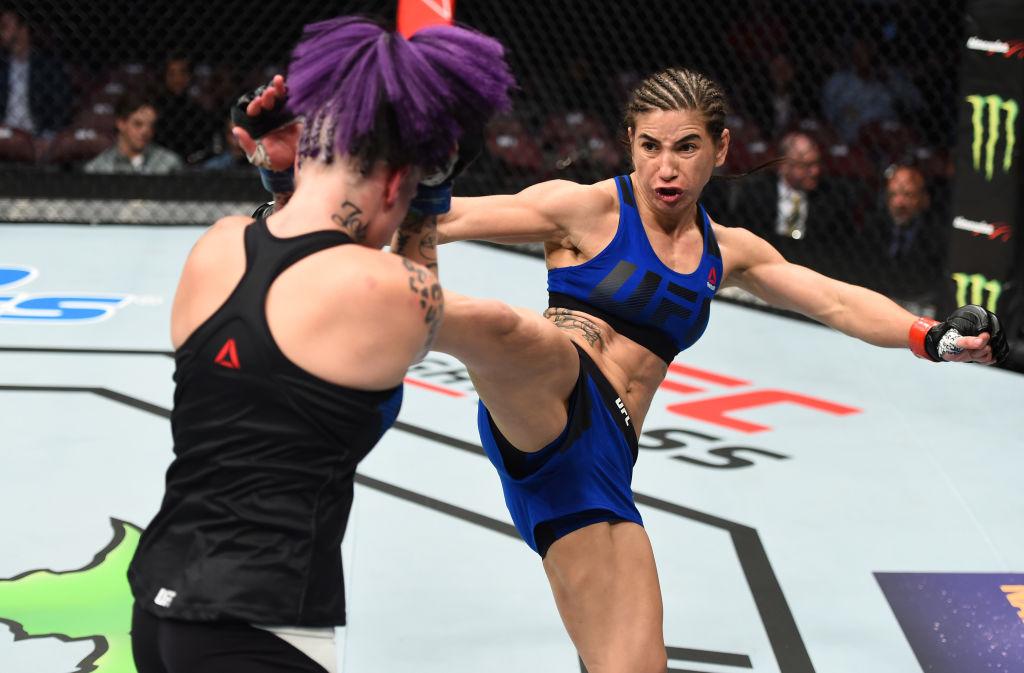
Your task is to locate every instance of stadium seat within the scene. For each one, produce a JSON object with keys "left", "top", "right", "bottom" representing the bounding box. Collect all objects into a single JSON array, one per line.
[
  {"left": 44, "top": 127, "right": 113, "bottom": 166},
  {"left": 721, "top": 114, "right": 775, "bottom": 173},
  {"left": 88, "top": 80, "right": 127, "bottom": 107},
  {"left": 912, "top": 145, "right": 952, "bottom": 182},
  {"left": 99, "top": 62, "right": 154, "bottom": 91},
  {"left": 782, "top": 117, "right": 841, "bottom": 148},
  {"left": 0, "top": 126, "right": 36, "bottom": 164},
  {"left": 72, "top": 102, "right": 118, "bottom": 136},
  {"left": 822, "top": 142, "right": 876, "bottom": 181},
  {"left": 539, "top": 110, "right": 621, "bottom": 175},
  {"left": 485, "top": 117, "right": 543, "bottom": 174},
  {"left": 86, "top": 63, "right": 155, "bottom": 108},
  {"left": 722, "top": 137, "right": 778, "bottom": 174},
  {"left": 857, "top": 119, "right": 924, "bottom": 167}
]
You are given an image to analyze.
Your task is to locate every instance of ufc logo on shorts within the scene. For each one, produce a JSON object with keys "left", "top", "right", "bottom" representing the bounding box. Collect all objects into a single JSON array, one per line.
[{"left": 615, "top": 397, "right": 631, "bottom": 426}]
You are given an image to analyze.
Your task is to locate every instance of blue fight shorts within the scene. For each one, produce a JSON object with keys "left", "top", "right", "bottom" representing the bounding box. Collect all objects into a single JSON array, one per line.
[{"left": 478, "top": 343, "right": 642, "bottom": 556}]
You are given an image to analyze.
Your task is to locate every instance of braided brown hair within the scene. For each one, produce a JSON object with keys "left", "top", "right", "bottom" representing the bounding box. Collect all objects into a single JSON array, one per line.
[{"left": 623, "top": 67, "right": 730, "bottom": 141}]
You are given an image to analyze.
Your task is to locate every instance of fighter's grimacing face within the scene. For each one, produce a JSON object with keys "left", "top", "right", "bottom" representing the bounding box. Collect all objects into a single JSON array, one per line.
[{"left": 629, "top": 108, "right": 728, "bottom": 212}]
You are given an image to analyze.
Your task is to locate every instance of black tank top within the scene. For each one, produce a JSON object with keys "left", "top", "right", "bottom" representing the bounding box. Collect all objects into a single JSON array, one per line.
[{"left": 129, "top": 218, "right": 403, "bottom": 626}]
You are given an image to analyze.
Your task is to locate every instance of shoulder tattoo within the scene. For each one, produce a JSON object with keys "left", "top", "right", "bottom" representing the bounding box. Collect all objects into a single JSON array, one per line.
[{"left": 403, "top": 258, "right": 444, "bottom": 356}]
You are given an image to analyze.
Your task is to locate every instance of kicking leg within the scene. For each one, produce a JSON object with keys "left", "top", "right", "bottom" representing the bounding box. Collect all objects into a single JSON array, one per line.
[{"left": 434, "top": 289, "right": 580, "bottom": 452}]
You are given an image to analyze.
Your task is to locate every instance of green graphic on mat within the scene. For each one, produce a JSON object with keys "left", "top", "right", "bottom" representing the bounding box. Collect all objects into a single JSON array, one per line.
[{"left": 0, "top": 519, "right": 140, "bottom": 673}]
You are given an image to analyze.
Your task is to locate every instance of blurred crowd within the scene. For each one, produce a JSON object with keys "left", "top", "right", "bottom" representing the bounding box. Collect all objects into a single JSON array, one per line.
[
  {"left": 0, "top": 5, "right": 1015, "bottom": 333},
  {"left": 0, "top": 9, "right": 261, "bottom": 175}
]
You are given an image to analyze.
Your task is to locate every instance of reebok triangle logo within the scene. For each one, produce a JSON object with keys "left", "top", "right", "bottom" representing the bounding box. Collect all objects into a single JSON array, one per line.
[
  {"left": 215, "top": 338, "right": 241, "bottom": 369},
  {"left": 706, "top": 267, "right": 718, "bottom": 291}
]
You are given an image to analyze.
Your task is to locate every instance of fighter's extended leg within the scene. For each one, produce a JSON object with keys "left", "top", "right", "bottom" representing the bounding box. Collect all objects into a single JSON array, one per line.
[{"left": 434, "top": 290, "right": 581, "bottom": 452}]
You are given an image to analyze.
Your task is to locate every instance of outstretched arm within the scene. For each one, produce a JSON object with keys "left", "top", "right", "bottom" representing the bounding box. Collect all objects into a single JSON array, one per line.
[
  {"left": 438, "top": 179, "right": 608, "bottom": 245},
  {"left": 719, "top": 226, "right": 1003, "bottom": 364}
]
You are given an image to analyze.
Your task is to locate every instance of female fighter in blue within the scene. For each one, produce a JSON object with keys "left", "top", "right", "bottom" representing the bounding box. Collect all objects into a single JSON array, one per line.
[
  {"left": 426, "top": 68, "right": 1007, "bottom": 673},
  {"left": 240, "top": 66, "right": 1007, "bottom": 673}
]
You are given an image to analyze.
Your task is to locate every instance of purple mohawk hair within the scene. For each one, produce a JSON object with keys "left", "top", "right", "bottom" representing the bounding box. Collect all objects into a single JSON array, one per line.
[{"left": 286, "top": 16, "right": 515, "bottom": 168}]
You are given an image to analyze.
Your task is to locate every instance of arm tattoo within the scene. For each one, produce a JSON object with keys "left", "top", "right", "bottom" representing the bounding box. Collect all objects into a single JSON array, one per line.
[
  {"left": 394, "top": 212, "right": 438, "bottom": 273},
  {"left": 394, "top": 229, "right": 412, "bottom": 255},
  {"left": 399, "top": 210, "right": 430, "bottom": 235},
  {"left": 417, "top": 229, "right": 438, "bottom": 273},
  {"left": 543, "top": 307, "right": 604, "bottom": 347},
  {"left": 331, "top": 200, "right": 368, "bottom": 242},
  {"left": 403, "top": 258, "right": 444, "bottom": 358}
]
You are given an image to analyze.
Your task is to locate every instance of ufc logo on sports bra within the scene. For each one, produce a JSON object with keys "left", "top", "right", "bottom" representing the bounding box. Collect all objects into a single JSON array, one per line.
[{"left": 590, "top": 261, "right": 699, "bottom": 325}]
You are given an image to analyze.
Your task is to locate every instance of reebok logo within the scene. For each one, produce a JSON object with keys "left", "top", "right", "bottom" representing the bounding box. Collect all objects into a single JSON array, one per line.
[
  {"left": 706, "top": 267, "right": 717, "bottom": 291},
  {"left": 154, "top": 588, "right": 177, "bottom": 608},
  {"left": 215, "top": 338, "right": 241, "bottom": 369},
  {"left": 615, "top": 397, "right": 631, "bottom": 426}
]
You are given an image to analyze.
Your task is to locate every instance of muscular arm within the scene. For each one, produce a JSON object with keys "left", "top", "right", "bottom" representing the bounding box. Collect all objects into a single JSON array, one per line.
[
  {"left": 719, "top": 226, "right": 996, "bottom": 363},
  {"left": 437, "top": 179, "right": 610, "bottom": 245},
  {"left": 398, "top": 256, "right": 444, "bottom": 362},
  {"left": 720, "top": 225, "right": 917, "bottom": 347}
]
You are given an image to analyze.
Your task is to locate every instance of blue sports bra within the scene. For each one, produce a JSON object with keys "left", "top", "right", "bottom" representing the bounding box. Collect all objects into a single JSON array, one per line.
[{"left": 547, "top": 175, "right": 723, "bottom": 364}]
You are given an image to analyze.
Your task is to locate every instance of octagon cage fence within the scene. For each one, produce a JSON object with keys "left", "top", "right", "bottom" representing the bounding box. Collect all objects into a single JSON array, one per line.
[{"left": 1, "top": 0, "right": 1021, "bottom": 370}]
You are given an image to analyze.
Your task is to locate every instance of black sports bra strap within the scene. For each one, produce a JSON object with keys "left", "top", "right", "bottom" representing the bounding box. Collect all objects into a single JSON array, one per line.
[{"left": 244, "top": 218, "right": 355, "bottom": 285}]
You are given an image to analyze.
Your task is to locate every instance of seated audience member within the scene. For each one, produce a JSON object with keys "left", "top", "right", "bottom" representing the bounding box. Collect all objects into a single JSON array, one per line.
[
  {"left": 83, "top": 91, "right": 182, "bottom": 174},
  {"left": 740, "top": 51, "right": 818, "bottom": 141},
  {"left": 0, "top": 9, "right": 71, "bottom": 153},
  {"left": 154, "top": 53, "right": 217, "bottom": 163},
  {"left": 855, "top": 163, "right": 947, "bottom": 314},
  {"left": 821, "top": 38, "right": 894, "bottom": 143},
  {"left": 198, "top": 115, "right": 254, "bottom": 172},
  {"left": 725, "top": 131, "right": 860, "bottom": 276},
  {"left": 822, "top": 37, "right": 923, "bottom": 145}
]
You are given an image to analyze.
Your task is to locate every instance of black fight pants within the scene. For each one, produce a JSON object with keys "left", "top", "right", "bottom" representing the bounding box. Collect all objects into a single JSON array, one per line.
[{"left": 131, "top": 604, "right": 329, "bottom": 673}]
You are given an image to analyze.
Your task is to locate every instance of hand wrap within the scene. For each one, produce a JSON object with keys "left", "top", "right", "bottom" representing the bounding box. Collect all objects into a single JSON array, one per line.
[
  {"left": 259, "top": 166, "right": 295, "bottom": 195},
  {"left": 409, "top": 130, "right": 484, "bottom": 216},
  {"left": 910, "top": 304, "right": 1009, "bottom": 363}
]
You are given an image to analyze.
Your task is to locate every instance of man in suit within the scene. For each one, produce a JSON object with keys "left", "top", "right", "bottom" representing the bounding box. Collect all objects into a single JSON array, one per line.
[
  {"left": 855, "top": 164, "right": 947, "bottom": 314},
  {"left": 0, "top": 9, "right": 71, "bottom": 148},
  {"left": 153, "top": 53, "right": 218, "bottom": 164},
  {"left": 723, "top": 131, "right": 860, "bottom": 278}
]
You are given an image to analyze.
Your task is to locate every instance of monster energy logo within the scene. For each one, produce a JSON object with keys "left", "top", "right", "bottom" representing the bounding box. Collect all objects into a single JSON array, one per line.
[
  {"left": 966, "top": 95, "right": 1018, "bottom": 180},
  {"left": 951, "top": 272, "right": 1003, "bottom": 312}
]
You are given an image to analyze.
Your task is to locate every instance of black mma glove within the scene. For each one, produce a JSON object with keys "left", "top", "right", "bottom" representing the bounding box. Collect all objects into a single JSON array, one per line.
[
  {"left": 232, "top": 81, "right": 298, "bottom": 193},
  {"left": 409, "top": 130, "right": 484, "bottom": 216},
  {"left": 909, "top": 305, "right": 1009, "bottom": 364},
  {"left": 230, "top": 82, "right": 295, "bottom": 141}
]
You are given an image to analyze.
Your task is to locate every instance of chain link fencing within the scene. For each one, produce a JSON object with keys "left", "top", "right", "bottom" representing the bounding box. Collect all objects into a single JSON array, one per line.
[{"left": 0, "top": 0, "right": 988, "bottom": 320}]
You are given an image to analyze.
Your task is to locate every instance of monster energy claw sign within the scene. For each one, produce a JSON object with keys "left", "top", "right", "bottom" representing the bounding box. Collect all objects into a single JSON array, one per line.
[
  {"left": 951, "top": 272, "right": 1003, "bottom": 313},
  {"left": 966, "top": 94, "right": 1018, "bottom": 180},
  {"left": 945, "top": 0, "right": 1022, "bottom": 319}
]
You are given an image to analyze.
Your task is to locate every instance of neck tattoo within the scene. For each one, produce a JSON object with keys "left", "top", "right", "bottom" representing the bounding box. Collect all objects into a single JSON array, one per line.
[{"left": 331, "top": 200, "right": 368, "bottom": 242}]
